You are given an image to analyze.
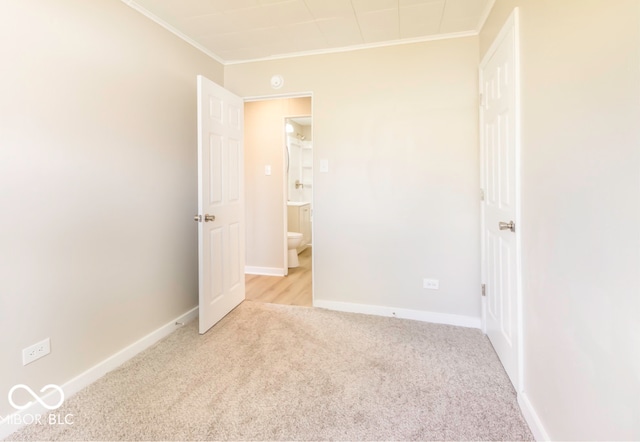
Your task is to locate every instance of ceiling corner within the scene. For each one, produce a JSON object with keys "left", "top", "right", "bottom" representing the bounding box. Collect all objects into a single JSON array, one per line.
[
  {"left": 476, "top": 0, "right": 497, "bottom": 33},
  {"left": 120, "top": 0, "right": 229, "bottom": 65}
]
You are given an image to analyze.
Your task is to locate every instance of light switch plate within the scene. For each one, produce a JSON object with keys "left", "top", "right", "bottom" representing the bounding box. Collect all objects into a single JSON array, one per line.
[{"left": 319, "top": 159, "right": 329, "bottom": 173}]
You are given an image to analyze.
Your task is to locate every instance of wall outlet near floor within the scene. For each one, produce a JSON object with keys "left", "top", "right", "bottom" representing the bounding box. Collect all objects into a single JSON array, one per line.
[
  {"left": 423, "top": 279, "right": 439, "bottom": 290},
  {"left": 22, "top": 338, "right": 51, "bottom": 366}
]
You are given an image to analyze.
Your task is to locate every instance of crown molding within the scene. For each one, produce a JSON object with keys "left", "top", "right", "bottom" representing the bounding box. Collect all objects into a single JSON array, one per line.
[
  {"left": 121, "top": 0, "right": 226, "bottom": 65},
  {"left": 224, "top": 31, "right": 478, "bottom": 65},
  {"left": 121, "top": 0, "right": 482, "bottom": 66}
]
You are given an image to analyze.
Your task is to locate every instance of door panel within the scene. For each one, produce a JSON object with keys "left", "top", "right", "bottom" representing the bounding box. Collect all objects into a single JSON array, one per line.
[
  {"left": 229, "top": 222, "right": 241, "bottom": 287},
  {"left": 228, "top": 139, "right": 240, "bottom": 202},
  {"left": 197, "top": 75, "right": 245, "bottom": 334},
  {"left": 209, "top": 134, "right": 223, "bottom": 205},
  {"left": 209, "top": 227, "right": 224, "bottom": 302}
]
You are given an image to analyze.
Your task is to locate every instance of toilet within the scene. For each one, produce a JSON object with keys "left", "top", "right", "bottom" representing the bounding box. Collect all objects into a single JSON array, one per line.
[{"left": 287, "top": 232, "right": 304, "bottom": 268}]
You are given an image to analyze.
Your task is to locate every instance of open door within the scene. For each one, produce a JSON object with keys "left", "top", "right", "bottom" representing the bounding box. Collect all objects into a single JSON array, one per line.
[
  {"left": 196, "top": 75, "right": 245, "bottom": 334},
  {"left": 480, "top": 9, "right": 521, "bottom": 389}
]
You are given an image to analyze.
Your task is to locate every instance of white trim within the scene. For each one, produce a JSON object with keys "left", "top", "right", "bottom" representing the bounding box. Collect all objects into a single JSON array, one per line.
[
  {"left": 314, "top": 300, "right": 481, "bottom": 329},
  {"left": 309, "top": 98, "right": 316, "bottom": 309},
  {"left": 0, "top": 307, "right": 198, "bottom": 440},
  {"left": 512, "top": 7, "right": 524, "bottom": 397},
  {"left": 518, "top": 393, "right": 551, "bottom": 441},
  {"left": 243, "top": 91, "right": 315, "bottom": 103},
  {"left": 283, "top": 117, "right": 290, "bottom": 276},
  {"left": 476, "top": 0, "right": 497, "bottom": 33},
  {"left": 244, "top": 266, "right": 286, "bottom": 276},
  {"left": 120, "top": 0, "right": 225, "bottom": 65},
  {"left": 224, "top": 31, "right": 477, "bottom": 65}
]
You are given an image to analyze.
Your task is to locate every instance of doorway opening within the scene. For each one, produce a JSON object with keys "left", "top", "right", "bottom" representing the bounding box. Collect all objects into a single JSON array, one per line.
[{"left": 243, "top": 96, "right": 313, "bottom": 307}]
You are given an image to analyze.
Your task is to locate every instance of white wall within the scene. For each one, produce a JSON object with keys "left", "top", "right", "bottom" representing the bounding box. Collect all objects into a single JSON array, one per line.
[
  {"left": 481, "top": 1, "right": 640, "bottom": 439},
  {"left": 0, "top": 0, "right": 223, "bottom": 419},
  {"left": 244, "top": 98, "right": 311, "bottom": 273},
  {"left": 226, "top": 37, "right": 481, "bottom": 322}
]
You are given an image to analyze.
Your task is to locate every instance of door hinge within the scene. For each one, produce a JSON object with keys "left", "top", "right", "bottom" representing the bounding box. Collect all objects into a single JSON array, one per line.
[
  {"left": 480, "top": 189, "right": 485, "bottom": 201},
  {"left": 481, "top": 284, "right": 486, "bottom": 297}
]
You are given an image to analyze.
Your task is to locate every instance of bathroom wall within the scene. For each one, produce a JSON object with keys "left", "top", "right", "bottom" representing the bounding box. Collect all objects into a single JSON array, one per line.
[
  {"left": 287, "top": 120, "right": 306, "bottom": 202},
  {"left": 287, "top": 120, "right": 313, "bottom": 204},
  {"left": 244, "top": 98, "right": 312, "bottom": 275},
  {"left": 0, "top": 0, "right": 223, "bottom": 420},
  {"left": 298, "top": 139, "right": 313, "bottom": 204},
  {"left": 287, "top": 135, "right": 304, "bottom": 202},
  {"left": 226, "top": 36, "right": 480, "bottom": 322},
  {"left": 480, "top": 1, "right": 640, "bottom": 439},
  {"left": 288, "top": 120, "right": 305, "bottom": 140},
  {"left": 302, "top": 125, "right": 313, "bottom": 142}
]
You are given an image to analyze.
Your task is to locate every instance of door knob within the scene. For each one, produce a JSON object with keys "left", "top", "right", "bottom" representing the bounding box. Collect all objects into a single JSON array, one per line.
[
  {"left": 194, "top": 215, "right": 201, "bottom": 222},
  {"left": 499, "top": 220, "right": 515, "bottom": 232},
  {"left": 204, "top": 214, "right": 216, "bottom": 222}
]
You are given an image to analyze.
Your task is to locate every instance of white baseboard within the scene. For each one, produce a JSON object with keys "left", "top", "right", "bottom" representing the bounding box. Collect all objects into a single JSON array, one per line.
[
  {"left": 0, "top": 307, "right": 199, "bottom": 440},
  {"left": 518, "top": 392, "right": 550, "bottom": 441},
  {"left": 245, "top": 266, "right": 286, "bottom": 276},
  {"left": 313, "top": 300, "right": 481, "bottom": 329}
]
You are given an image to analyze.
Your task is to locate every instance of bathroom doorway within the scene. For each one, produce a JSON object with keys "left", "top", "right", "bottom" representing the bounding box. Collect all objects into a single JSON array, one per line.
[
  {"left": 243, "top": 96, "right": 313, "bottom": 307},
  {"left": 283, "top": 116, "right": 313, "bottom": 304}
]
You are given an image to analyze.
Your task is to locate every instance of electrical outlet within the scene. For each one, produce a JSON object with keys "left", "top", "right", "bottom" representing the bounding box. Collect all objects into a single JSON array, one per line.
[
  {"left": 22, "top": 338, "right": 51, "bottom": 366},
  {"left": 423, "top": 279, "right": 439, "bottom": 290}
]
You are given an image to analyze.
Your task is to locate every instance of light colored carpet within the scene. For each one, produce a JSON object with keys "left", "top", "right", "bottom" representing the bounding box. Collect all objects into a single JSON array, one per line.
[{"left": 6, "top": 301, "right": 533, "bottom": 441}]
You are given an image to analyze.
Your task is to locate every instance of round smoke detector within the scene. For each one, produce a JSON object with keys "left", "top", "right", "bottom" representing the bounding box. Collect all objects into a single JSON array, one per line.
[{"left": 270, "top": 74, "right": 284, "bottom": 89}]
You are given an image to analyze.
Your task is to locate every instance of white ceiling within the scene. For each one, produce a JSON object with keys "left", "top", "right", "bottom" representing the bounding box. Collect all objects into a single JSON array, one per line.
[{"left": 125, "top": 0, "right": 494, "bottom": 63}]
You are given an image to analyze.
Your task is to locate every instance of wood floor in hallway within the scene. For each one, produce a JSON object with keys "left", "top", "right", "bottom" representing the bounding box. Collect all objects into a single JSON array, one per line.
[{"left": 245, "top": 247, "right": 312, "bottom": 307}]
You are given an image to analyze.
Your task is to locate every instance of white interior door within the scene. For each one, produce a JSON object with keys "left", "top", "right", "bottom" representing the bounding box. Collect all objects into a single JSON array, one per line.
[
  {"left": 197, "top": 75, "right": 245, "bottom": 334},
  {"left": 480, "top": 10, "right": 521, "bottom": 389}
]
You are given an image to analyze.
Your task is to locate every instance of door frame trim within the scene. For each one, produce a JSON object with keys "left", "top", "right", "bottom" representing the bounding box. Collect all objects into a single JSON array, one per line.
[{"left": 479, "top": 7, "right": 523, "bottom": 393}]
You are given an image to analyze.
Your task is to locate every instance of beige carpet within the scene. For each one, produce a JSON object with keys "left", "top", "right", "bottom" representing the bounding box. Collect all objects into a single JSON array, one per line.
[{"left": 6, "top": 301, "right": 533, "bottom": 441}]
